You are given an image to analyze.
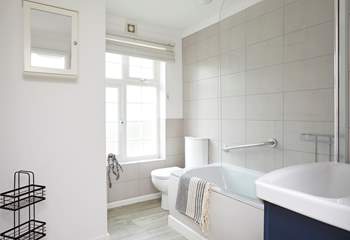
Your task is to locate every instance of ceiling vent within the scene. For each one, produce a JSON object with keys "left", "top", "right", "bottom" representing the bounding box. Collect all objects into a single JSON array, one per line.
[{"left": 126, "top": 23, "right": 137, "bottom": 34}]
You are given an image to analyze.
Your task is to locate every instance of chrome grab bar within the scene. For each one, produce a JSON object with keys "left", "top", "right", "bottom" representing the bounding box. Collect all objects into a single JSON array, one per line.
[{"left": 223, "top": 138, "right": 278, "bottom": 152}]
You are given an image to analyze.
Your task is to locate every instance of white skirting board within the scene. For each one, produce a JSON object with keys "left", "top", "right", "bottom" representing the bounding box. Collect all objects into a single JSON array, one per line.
[
  {"left": 94, "top": 233, "right": 110, "bottom": 240},
  {"left": 168, "top": 215, "right": 207, "bottom": 240},
  {"left": 107, "top": 193, "right": 161, "bottom": 209}
]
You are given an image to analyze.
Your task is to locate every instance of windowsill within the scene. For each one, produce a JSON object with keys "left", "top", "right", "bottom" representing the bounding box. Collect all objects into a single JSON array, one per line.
[{"left": 120, "top": 158, "right": 166, "bottom": 166}]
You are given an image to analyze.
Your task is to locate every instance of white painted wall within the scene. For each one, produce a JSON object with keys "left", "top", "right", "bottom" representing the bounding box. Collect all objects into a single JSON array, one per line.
[
  {"left": 106, "top": 14, "right": 183, "bottom": 119},
  {"left": 0, "top": 1, "right": 108, "bottom": 239}
]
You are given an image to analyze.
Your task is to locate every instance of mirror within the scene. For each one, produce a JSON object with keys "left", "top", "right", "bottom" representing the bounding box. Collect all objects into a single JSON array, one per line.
[{"left": 23, "top": 1, "right": 78, "bottom": 77}]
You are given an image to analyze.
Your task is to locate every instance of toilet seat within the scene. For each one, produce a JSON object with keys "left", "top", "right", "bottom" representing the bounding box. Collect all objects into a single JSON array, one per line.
[{"left": 151, "top": 167, "right": 181, "bottom": 180}]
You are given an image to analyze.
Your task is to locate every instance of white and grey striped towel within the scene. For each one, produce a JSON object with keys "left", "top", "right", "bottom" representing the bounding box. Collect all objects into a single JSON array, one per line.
[{"left": 176, "top": 175, "right": 213, "bottom": 233}]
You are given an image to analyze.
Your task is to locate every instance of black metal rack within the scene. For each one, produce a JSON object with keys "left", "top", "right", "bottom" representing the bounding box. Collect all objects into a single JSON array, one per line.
[{"left": 0, "top": 171, "right": 46, "bottom": 240}]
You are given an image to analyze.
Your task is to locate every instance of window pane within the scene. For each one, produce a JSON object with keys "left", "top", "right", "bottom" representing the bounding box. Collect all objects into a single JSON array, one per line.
[
  {"left": 127, "top": 103, "right": 142, "bottom": 121},
  {"left": 106, "top": 87, "right": 119, "bottom": 102},
  {"left": 127, "top": 122, "right": 142, "bottom": 140},
  {"left": 129, "top": 56, "right": 154, "bottom": 79},
  {"left": 105, "top": 87, "right": 119, "bottom": 155},
  {"left": 126, "top": 85, "right": 158, "bottom": 158},
  {"left": 127, "top": 85, "right": 142, "bottom": 103},
  {"left": 142, "top": 104, "right": 157, "bottom": 120},
  {"left": 127, "top": 141, "right": 143, "bottom": 157},
  {"left": 142, "top": 121, "right": 157, "bottom": 140},
  {"left": 142, "top": 87, "right": 157, "bottom": 103},
  {"left": 143, "top": 141, "right": 157, "bottom": 156},
  {"left": 106, "top": 53, "right": 122, "bottom": 79}
]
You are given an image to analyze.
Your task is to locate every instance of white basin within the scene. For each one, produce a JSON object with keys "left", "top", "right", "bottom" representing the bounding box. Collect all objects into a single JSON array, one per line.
[{"left": 256, "top": 162, "right": 350, "bottom": 231}]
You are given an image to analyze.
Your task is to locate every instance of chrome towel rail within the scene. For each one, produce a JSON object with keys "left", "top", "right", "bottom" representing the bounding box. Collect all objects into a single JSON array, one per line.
[{"left": 223, "top": 138, "right": 278, "bottom": 152}]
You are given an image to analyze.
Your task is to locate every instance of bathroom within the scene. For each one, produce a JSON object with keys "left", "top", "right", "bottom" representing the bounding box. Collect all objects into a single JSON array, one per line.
[{"left": 0, "top": 0, "right": 349, "bottom": 240}]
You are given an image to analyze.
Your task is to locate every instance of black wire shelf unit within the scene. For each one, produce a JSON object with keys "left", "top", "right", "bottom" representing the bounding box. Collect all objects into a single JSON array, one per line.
[{"left": 0, "top": 171, "right": 46, "bottom": 240}]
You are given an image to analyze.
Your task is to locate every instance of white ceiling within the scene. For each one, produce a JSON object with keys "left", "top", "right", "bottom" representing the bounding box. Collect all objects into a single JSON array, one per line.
[{"left": 106, "top": 0, "right": 225, "bottom": 30}]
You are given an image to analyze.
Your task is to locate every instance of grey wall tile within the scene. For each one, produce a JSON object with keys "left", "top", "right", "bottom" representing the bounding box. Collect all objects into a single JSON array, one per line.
[
  {"left": 220, "top": 24, "right": 246, "bottom": 52},
  {"left": 247, "top": 37, "right": 283, "bottom": 69},
  {"left": 285, "top": 0, "right": 334, "bottom": 33},
  {"left": 196, "top": 98, "right": 219, "bottom": 119},
  {"left": 166, "top": 119, "right": 184, "bottom": 138},
  {"left": 196, "top": 120, "right": 219, "bottom": 141},
  {"left": 246, "top": 149, "right": 283, "bottom": 172},
  {"left": 221, "top": 48, "right": 246, "bottom": 75},
  {"left": 182, "top": 0, "right": 334, "bottom": 174},
  {"left": 183, "top": 34, "right": 198, "bottom": 48},
  {"left": 184, "top": 119, "right": 198, "bottom": 137},
  {"left": 183, "top": 44, "right": 198, "bottom": 64},
  {"left": 247, "top": 93, "right": 283, "bottom": 120},
  {"left": 197, "top": 56, "right": 219, "bottom": 80},
  {"left": 222, "top": 150, "right": 246, "bottom": 167},
  {"left": 283, "top": 55, "right": 333, "bottom": 91},
  {"left": 197, "top": 23, "right": 219, "bottom": 39},
  {"left": 138, "top": 160, "right": 165, "bottom": 179},
  {"left": 246, "top": 120, "right": 283, "bottom": 149},
  {"left": 114, "top": 163, "right": 139, "bottom": 183},
  {"left": 245, "top": 0, "right": 283, "bottom": 21},
  {"left": 246, "top": 64, "right": 283, "bottom": 94},
  {"left": 164, "top": 154, "right": 185, "bottom": 168},
  {"left": 221, "top": 72, "right": 245, "bottom": 97},
  {"left": 284, "top": 89, "right": 333, "bottom": 121},
  {"left": 183, "top": 82, "right": 193, "bottom": 100},
  {"left": 197, "top": 35, "right": 219, "bottom": 60},
  {"left": 221, "top": 119, "right": 246, "bottom": 145},
  {"left": 194, "top": 77, "right": 219, "bottom": 100},
  {"left": 138, "top": 177, "right": 158, "bottom": 195},
  {"left": 183, "top": 64, "right": 198, "bottom": 83},
  {"left": 284, "top": 150, "right": 315, "bottom": 166},
  {"left": 183, "top": 100, "right": 197, "bottom": 119},
  {"left": 284, "top": 121, "right": 333, "bottom": 154},
  {"left": 166, "top": 137, "right": 184, "bottom": 155},
  {"left": 108, "top": 180, "right": 139, "bottom": 202},
  {"left": 220, "top": 10, "right": 246, "bottom": 30},
  {"left": 246, "top": 8, "right": 283, "bottom": 45},
  {"left": 221, "top": 96, "right": 246, "bottom": 120},
  {"left": 284, "top": 21, "right": 334, "bottom": 62}
]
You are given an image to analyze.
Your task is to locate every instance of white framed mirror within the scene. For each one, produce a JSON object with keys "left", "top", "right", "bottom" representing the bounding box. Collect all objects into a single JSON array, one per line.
[{"left": 23, "top": 1, "right": 78, "bottom": 78}]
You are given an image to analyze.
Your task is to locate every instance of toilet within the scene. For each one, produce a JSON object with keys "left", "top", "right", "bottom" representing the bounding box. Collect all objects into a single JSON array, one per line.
[{"left": 151, "top": 137, "right": 209, "bottom": 210}]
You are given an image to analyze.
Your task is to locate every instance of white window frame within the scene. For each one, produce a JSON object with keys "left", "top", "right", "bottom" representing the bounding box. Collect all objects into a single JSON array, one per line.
[{"left": 106, "top": 53, "right": 161, "bottom": 162}]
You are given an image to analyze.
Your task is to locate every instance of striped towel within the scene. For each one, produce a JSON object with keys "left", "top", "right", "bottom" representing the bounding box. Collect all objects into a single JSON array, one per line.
[{"left": 176, "top": 175, "right": 213, "bottom": 233}]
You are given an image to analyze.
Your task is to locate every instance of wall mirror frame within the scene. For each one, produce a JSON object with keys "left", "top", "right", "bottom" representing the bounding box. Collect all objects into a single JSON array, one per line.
[{"left": 23, "top": 0, "right": 78, "bottom": 78}]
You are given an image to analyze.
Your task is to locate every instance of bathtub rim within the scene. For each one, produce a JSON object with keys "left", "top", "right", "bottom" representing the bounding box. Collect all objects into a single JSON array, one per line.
[{"left": 171, "top": 163, "right": 264, "bottom": 210}]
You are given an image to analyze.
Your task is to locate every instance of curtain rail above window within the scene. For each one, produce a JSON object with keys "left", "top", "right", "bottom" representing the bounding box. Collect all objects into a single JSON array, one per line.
[{"left": 106, "top": 34, "right": 175, "bottom": 62}]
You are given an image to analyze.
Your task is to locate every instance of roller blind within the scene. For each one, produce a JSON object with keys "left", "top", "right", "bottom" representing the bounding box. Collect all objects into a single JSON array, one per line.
[{"left": 106, "top": 34, "right": 175, "bottom": 62}]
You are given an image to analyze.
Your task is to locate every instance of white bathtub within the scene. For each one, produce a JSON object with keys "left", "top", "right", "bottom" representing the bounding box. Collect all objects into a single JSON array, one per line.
[{"left": 168, "top": 164, "right": 264, "bottom": 240}]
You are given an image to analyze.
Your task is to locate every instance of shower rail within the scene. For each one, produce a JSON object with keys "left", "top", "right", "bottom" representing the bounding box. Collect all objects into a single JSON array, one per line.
[{"left": 223, "top": 138, "right": 278, "bottom": 152}]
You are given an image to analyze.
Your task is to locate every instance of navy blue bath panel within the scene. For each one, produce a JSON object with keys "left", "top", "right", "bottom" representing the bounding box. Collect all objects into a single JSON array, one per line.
[{"left": 264, "top": 201, "right": 350, "bottom": 240}]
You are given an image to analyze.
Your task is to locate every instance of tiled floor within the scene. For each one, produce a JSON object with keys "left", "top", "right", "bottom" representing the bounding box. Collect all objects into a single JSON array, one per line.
[{"left": 108, "top": 199, "right": 187, "bottom": 240}]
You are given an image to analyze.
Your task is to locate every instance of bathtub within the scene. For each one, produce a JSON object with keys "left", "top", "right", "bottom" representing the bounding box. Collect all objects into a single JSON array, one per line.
[{"left": 168, "top": 164, "right": 264, "bottom": 240}]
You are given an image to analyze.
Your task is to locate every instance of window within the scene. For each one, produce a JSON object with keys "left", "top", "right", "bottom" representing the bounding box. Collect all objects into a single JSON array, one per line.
[
  {"left": 105, "top": 53, "right": 163, "bottom": 162},
  {"left": 105, "top": 53, "right": 122, "bottom": 79},
  {"left": 129, "top": 56, "right": 154, "bottom": 79},
  {"left": 105, "top": 87, "right": 120, "bottom": 155}
]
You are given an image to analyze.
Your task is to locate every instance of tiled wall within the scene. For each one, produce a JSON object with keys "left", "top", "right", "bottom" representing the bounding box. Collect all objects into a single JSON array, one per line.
[
  {"left": 183, "top": 0, "right": 335, "bottom": 172},
  {"left": 108, "top": 119, "right": 184, "bottom": 202}
]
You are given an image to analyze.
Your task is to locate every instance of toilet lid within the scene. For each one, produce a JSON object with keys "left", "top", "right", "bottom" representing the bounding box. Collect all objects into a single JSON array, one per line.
[{"left": 151, "top": 167, "right": 181, "bottom": 180}]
